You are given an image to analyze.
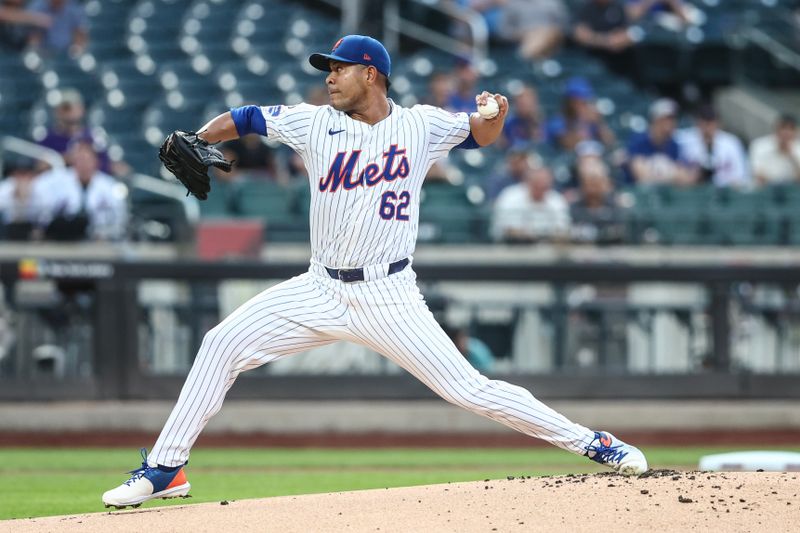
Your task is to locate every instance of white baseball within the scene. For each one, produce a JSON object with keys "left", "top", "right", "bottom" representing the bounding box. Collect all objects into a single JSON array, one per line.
[{"left": 477, "top": 98, "right": 499, "bottom": 119}]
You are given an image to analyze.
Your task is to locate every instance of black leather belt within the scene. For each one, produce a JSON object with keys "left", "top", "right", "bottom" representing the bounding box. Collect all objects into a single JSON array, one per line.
[{"left": 326, "top": 258, "right": 409, "bottom": 283}]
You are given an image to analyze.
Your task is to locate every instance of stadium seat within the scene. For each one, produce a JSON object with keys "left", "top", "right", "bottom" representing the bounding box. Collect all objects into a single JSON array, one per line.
[
  {"left": 714, "top": 188, "right": 771, "bottom": 211},
  {"left": 234, "top": 179, "right": 307, "bottom": 242},
  {"left": 419, "top": 183, "right": 486, "bottom": 243},
  {"left": 100, "top": 60, "right": 162, "bottom": 109},
  {"left": 236, "top": 179, "right": 292, "bottom": 216},
  {"left": 0, "top": 63, "right": 42, "bottom": 108},
  {"left": 40, "top": 56, "right": 104, "bottom": 107},
  {"left": 142, "top": 100, "right": 206, "bottom": 146},
  {"left": 647, "top": 209, "right": 710, "bottom": 245},
  {"left": 200, "top": 181, "right": 239, "bottom": 218},
  {"left": 553, "top": 51, "right": 608, "bottom": 82},
  {"left": 129, "top": 187, "right": 190, "bottom": 241},
  {"left": 157, "top": 61, "right": 221, "bottom": 105},
  {"left": 0, "top": 109, "right": 29, "bottom": 138},
  {"left": 86, "top": 0, "right": 130, "bottom": 49},
  {"left": 635, "top": 39, "right": 688, "bottom": 86},
  {"left": 114, "top": 134, "right": 161, "bottom": 176},
  {"left": 654, "top": 185, "right": 715, "bottom": 209},
  {"left": 706, "top": 208, "right": 781, "bottom": 246},
  {"left": 688, "top": 42, "right": 733, "bottom": 86},
  {"left": 137, "top": 42, "right": 187, "bottom": 64},
  {"left": 292, "top": 179, "right": 312, "bottom": 217},
  {"left": 194, "top": 44, "right": 240, "bottom": 68},
  {"left": 89, "top": 103, "right": 144, "bottom": 138},
  {"left": 784, "top": 213, "right": 800, "bottom": 245}
]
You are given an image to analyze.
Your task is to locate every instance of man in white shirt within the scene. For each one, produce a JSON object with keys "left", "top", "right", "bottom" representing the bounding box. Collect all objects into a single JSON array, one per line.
[
  {"left": 677, "top": 105, "right": 750, "bottom": 187},
  {"left": 750, "top": 114, "right": 800, "bottom": 185},
  {"left": 34, "top": 139, "right": 127, "bottom": 240},
  {"left": 0, "top": 159, "right": 40, "bottom": 223},
  {"left": 491, "top": 164, "right": 570, "bottom": 242}
]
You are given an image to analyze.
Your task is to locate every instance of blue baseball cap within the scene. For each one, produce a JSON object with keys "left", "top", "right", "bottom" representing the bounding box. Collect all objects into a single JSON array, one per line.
[
  {"left": 564, "top": 77, "right": 594, "bottom": 100},
  {"left": 309, "top": 35, "right": 391, "bottom": 79}
]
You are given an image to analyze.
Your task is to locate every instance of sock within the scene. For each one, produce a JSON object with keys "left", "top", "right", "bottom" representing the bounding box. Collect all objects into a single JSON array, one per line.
[{"left": 157, "top": 464, "right": 181, "bottom": 473}]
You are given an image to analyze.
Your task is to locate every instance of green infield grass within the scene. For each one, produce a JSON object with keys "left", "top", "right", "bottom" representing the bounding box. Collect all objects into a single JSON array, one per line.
[{"left": 1, "top": 446, "right": 797, "bottom": 520}]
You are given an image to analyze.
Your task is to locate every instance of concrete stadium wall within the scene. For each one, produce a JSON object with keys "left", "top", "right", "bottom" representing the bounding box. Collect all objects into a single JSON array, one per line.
[{"left": 2, "top": 400, "right": 800, "bottom": 434}]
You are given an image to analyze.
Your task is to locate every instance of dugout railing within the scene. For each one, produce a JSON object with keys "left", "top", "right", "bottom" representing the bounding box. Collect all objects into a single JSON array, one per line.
[{"left": 1, "top": 259, "right": 800, "bottom": 401}]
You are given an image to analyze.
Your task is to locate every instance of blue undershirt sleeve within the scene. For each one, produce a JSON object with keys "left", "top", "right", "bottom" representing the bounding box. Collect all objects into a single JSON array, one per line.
[
  {"left": 454, "top": 132, "right": 480, "bottom": 150},
  {"left": 229, "top": 105, "right": 267, "bottom": 137}
]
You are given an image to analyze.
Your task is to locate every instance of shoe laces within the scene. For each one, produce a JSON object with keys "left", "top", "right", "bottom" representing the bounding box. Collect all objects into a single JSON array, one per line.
[
  {"left": 586, "top": 436, "right": 629, "bottom": 465},
  {"left": 123, "top": 448, "right": 152, "bottom": 486}
]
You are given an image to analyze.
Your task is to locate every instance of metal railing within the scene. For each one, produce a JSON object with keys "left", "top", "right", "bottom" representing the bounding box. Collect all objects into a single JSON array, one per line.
[
  {"left": 744, "top": 26, "right": 800, "bottom": 73},
  {"left": 128, "top": 173, "right": 200, "bottom": 225},
  {"left": 314, "top": 0, "right": 488, "bottom": 62},
  {"left": 383, "top": 0, "right": 488, "bottom": 62},
  {"left": 0, "top": 136, "right": 65, "bottom": 171}
]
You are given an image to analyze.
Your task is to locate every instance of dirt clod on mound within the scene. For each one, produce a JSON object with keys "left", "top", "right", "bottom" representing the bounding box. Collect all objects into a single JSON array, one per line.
[{"left": 638, "top": 469, "right": 682, "bottom": 479}]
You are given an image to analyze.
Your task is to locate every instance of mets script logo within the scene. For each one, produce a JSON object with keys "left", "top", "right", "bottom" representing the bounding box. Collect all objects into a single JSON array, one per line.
[{"left": 319, "top": 145, "right": 410, "bottom": 192}]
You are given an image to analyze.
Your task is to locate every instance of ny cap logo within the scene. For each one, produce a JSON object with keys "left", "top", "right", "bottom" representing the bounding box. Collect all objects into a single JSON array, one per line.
[{"left": 332, "top": 38, "right": 343, "bottom": 51}]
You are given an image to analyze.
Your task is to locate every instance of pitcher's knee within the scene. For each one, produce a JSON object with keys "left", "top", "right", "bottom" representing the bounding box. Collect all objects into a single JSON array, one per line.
[
  {"left": 199, "top": 326, "right": 222, "bottom": 353},
  {"left": 197, "top": 323, "right": 238, "bottom": 361}
]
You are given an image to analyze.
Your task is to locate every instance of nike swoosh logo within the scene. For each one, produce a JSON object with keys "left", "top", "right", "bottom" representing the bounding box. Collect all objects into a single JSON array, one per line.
[{"left": 328, "top": 128, "right": 345, "bottom": 135}]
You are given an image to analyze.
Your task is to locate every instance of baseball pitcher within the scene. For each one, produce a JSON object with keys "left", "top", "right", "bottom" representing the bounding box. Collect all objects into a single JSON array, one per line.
[{"left": 102, "top": 35, "right": 647, "bottom": 509}]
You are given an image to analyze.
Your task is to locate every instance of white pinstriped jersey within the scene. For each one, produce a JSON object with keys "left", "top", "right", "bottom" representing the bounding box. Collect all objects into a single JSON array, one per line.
[
  {"left": 147, "top": 102, "right": 603, "bottom": 472},
  {"left": 260, "top": 100, "right": 470, "bottom": 268}
]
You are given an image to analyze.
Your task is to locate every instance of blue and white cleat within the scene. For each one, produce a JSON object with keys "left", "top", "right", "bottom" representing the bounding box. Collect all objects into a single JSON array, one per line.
[
  {"left": 102, "top": 449, "right": 191, "bottom": 509},
  {"left": 586, "top": 431, "right": 648, "bottom": 476}
]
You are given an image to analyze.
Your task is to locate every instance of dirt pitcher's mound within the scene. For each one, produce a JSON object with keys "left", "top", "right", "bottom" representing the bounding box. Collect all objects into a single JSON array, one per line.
[{"left": 5, "top": 471, "right": 799, "bottom": 533}]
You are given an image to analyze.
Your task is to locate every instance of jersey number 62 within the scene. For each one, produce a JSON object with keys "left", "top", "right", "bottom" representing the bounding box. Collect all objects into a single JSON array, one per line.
[{"left": 378, "top": 191, "right": 410, "bottom": 221}]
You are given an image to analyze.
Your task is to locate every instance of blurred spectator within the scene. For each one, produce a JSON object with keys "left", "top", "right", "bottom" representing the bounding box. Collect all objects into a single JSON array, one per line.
[
  {"left": 422, "top": 71, "right": 454, "bottom": 109},
  {"left": 34, "top": 139, "right": 127, "bottom": 241},
  {"left": 424, "top": 162, "right": 458, "bottom": 183},
  {"left": 0, "top": 0, "right": 51, "bottom": 50},
  {"left": 26, "top": 0, "right": 87, "bottom": 55},
  {"left": 562, "top": 139, "right": 606, "bottom": 196},
  {"left": 424, "top": 72, "right": 461, "bottom": 184},
  {"left": 212, "top": 146, "right": 244, "bottom": 185},
  {"left": 501, "top": 85, "right": 545, "bottom": 148},
  {"left": 573, "top": 0, "right": 635, "bottom": 75},
  {"left": 485, "top": 144, "right": 536, "bottom": 201},
  {"left": 222, "top": 137, "right": 279, "bottom": 181},
  {"left": 491, "top": 165, "right": 570, "bottom": 242},
  {"left": 749, "top": 114, "right": 800, "bottom": 185},
  {"left": 35, "top": 90, "right": 115, "bottom": 174},
  {"left": 625, "top": 98, "right": 695, "bottom": 186},
  {"left": 500, "top": 0, "right": 568, "bottom": 60},
  {"left": 424, "top": 151, "right": 463, "bottom": 184},
  {"left": 625, "top": 0, "right": 691, "bottom": 25},
  {"left": 455, "top": 0, "right": 504, "bottom": 38},
  {"left": 206, "top": 145, "right": 244, "bottom": 212},
  {"left": 570, "top": 158, "right": 626, "bottom": 243},
  {"left": 286, "top": 151, "right": 307, "bottom": 182},
  {"left": 546, "top": 77, "right": 615, "bottom": 151},
  {"left": 677, "top": 105, "right": 750, "bottom": 188},
  {"left": 444, "top": 325, "right": 495, "bottom": 373},
  {"left": 305, "top": 85, "right": 329, "bottom": 106},
  {"left": 0, "top": 157, "right": 42, "bottom": 240},
  {"left": 269, "top": 84, "right": 331, "bottom": 185},
  {"left": 446, "top": 59, "right": 479, "bottom": 113}
]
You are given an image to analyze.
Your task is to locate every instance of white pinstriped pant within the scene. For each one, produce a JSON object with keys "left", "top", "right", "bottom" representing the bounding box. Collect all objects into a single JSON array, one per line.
[{"left": 150, "top": 264, "right": 596, "bottom": 467}]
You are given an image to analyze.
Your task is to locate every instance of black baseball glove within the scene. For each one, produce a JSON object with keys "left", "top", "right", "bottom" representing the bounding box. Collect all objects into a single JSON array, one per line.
[{"left": 158, "top": 131, "right": 233, "bottom": 200}]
